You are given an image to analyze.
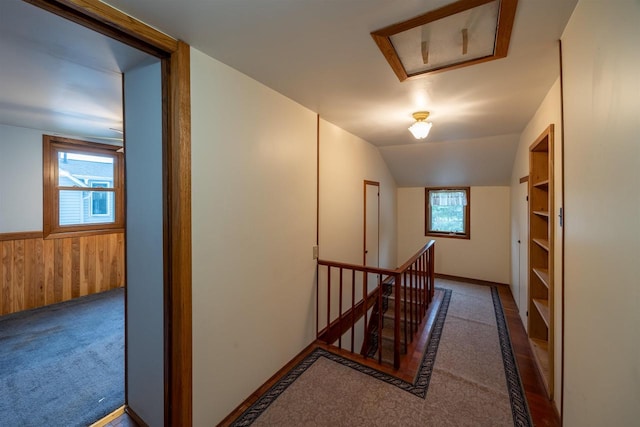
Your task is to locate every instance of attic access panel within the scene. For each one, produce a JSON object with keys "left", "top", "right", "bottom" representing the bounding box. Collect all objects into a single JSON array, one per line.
[{"left": 371, "top": 0, "right": 518, "bottom": 81}]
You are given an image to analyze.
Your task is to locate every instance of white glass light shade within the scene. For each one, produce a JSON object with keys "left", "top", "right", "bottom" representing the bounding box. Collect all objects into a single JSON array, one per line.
[{"left": 408, "top": 120, "right": 432, "bottom": 139}]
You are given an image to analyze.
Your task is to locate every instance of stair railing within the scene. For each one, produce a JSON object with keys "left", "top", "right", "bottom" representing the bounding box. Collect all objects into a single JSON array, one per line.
[
  {"left": 392, "top": 240, "right": 435, "bottom": 367},
  {"left": 317, "top": 240, "right": 435, "bottom": 369}
]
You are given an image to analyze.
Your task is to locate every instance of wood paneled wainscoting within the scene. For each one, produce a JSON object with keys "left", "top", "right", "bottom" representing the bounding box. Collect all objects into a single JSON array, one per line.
[{"left": 0, "top": 232, "right": 124, "bottom": 316}]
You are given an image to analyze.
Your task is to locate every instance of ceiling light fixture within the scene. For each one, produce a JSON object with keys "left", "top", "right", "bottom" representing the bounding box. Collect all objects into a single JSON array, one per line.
[{"left": 408, "top": 111, "right": 432, "bottom": 139}]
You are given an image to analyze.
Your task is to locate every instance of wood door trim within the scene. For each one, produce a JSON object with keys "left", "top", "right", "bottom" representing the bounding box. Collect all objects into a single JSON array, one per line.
[
  {"left": 316, "top": 115, "right": 320, "bottom": 246},
  {"left": 23, "top": 1, "right": 193, "bottom": 425},
  {"left": 558, "top": 39, "right": 566, "bottom": 422},
  {"left": 165, "top": 40, "right": 192, "bottom": 426},
  {"left": 23, "top": 0, "right": 177, "bottom": 56},
  {"left": 363, "top": 181, "right": 380, "bottom": 266}
]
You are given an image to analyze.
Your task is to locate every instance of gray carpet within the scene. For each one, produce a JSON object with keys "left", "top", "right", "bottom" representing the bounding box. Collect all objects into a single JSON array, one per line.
[
  {"left": 232, "top": 280, "right": 531, "bottom": 426},
  {"left": 0, "top": 288, "right": 124, "bottom": 426}
]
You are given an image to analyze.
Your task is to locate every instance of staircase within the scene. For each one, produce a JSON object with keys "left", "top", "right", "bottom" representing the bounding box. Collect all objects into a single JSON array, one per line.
[
  {"left": 365, "top": 282, "right": 427, "bottom": 365},
  {"left": 317, "top": 240, "right": 435, "bottom": 369}
]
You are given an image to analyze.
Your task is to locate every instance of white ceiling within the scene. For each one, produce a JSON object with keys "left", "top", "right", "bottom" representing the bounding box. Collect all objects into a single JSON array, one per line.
[
  {"left": 0, "top": 0, "right": 153, "bottom": 143},
  {"left": 0, "top": 0, "right": 577, "bottom": 185}
]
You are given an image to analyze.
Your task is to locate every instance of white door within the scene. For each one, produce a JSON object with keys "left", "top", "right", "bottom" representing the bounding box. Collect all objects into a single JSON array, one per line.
[
  {"left": 518, "top": 181, "right": 529, "bottom": 328},
  {"left": 364, "top": 182, "right": 380, "bottom": 292}
]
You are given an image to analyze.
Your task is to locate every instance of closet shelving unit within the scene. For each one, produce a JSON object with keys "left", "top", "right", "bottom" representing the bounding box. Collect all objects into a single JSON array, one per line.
[{"left": 528, "top": 124, "right": 554, "bottom": 397}]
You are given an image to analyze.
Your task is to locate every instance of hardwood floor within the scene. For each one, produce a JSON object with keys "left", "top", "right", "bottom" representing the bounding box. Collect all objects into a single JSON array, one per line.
[{"left": 497, "top": 285, "right": 561, "bottom": 426}]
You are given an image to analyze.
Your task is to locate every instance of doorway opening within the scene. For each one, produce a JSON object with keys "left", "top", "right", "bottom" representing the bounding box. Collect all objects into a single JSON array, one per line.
[
  {"left": 364, "top": 180, "right": 380, "bottom": 289},
  {"left": 0, "top": 0, "right": 191, "bottom": 425}
]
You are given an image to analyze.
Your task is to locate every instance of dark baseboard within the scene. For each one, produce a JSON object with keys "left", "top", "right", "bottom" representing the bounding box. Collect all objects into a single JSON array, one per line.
[
  {"left": 435, "top": 273, "right": 509, "bottom": 288},
  {"left": 218, "top": 342, "right": 319, "bottom": 426}
]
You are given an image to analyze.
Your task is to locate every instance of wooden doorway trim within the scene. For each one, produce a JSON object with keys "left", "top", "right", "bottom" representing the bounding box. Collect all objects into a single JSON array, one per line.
[
  {"left": 22, "top": 1, "right": 193, "bottom": 426},
  {"left": 363, "top": 180, "right": 380, "bottom": 266}
]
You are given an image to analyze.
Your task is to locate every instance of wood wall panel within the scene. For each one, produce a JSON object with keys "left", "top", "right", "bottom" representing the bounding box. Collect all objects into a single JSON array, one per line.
[
  {"left": 14, "top": 240, "right": 24, "bottom": 312},
  {"left": 2, "top": 242, "right": 12, "bottom": 314},
  {"left": 44, "top": 239, "right": 55, "bottom": 306},
  {"left": 0, "top": 233, "right": 124, "bottom": 316}
]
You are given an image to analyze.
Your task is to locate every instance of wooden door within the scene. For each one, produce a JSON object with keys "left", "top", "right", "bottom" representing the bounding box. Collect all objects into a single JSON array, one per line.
[{"left": 519, "top": 180, "right": 529, "bottom": 328}]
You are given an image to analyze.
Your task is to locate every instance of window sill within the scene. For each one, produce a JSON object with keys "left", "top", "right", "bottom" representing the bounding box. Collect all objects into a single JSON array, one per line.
[
  {"left": 43, "top": 227, "right": 125, "bottom": 240},
  {"left": 425, "top": 232, "right": 470, "bottom": 240}
]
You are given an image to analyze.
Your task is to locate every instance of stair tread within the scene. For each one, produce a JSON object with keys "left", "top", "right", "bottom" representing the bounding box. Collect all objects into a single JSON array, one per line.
[
  {"left": 383, "top": 311, "right": 419, "bottom": 320},
  {"left": 380, "top": 327, "right": 406, "bottom": 343},
  {"left": 386, "top": 295, "right": 425, "bottom": 303},
  {"left": 382, "top": 311, "right": 416, "bottom": 321}
]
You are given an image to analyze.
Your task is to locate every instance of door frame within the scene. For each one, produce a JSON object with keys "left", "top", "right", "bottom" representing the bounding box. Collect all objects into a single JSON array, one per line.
[
  {"left": 363, "top": 180, "right": 380, "bottom": 266},
  {"left": 518, "top": 175, "right": 529, "bottom": 326},
  {"left": 22, "top": 1, "right": 193, "bottom": 425}
]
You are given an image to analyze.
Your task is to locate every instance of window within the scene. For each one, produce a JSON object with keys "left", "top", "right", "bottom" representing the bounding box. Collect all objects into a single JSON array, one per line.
[
  {"left": 425, "top": 187, "right": 470, "bottom": 239},
  {"left": 90, "top": 182, "right": 111, "bottom": 216},
  {"left": 43, "top": 135, "right": 124, "bottom": 238}
]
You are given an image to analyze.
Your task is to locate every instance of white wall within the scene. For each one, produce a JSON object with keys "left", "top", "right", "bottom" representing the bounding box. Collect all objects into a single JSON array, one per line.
[
  {"left": 0, "top": 124, "right": 43, "bottom": 232},
  {"left": 509, "top": 77, "right": 563, "bottom": 406},
  {"left": 561, "top": 2, "right": 640, "bottom": 425},
  {"left": 190, "top": 48, "right": 318, "bottom": 426},
  {"left": 397, "top": 186, "right": 510, "bottom": 284},
  {"left": 124, "top": 60, "right": 164, "bottom": 426},
  {"left": 319, "top": 119, "right": 397, "bottom": 268}
]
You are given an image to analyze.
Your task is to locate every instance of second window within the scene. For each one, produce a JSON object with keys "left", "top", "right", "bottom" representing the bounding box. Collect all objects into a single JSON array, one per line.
[{"left": 425, "top": 187, "right": 470, "bottom": 239}]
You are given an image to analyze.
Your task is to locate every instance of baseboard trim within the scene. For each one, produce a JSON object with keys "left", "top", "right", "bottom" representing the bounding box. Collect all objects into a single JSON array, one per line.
[
  {"left": 219, "top": 342, "right": 320, "bottom": 426},
  {"left": 89, "top": 405, "right": 125, "bottom": 427},
  {"left": 435, "top": 273, "right": 509, "bottom": 288}
]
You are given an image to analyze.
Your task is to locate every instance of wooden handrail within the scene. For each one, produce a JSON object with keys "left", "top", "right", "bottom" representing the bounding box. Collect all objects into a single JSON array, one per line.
[
  {"left": 317, "top": 240, "right": 436, "bottom": 369},
  {"left": 317, "top": 259, "right": 396, "bottom": 276},
  {"left": 318, "top": 239, "right": 435, "bottom": 276},
  {"left": 395, "top": 240, "right": 435, "bottom": 273}
]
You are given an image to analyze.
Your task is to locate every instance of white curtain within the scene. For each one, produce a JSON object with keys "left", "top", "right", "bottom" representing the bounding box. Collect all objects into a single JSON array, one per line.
[{"left": 430, "top": 190, "right": 467, "bottom": 206}]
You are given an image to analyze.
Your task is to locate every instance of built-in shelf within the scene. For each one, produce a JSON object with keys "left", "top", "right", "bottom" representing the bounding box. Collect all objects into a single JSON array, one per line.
[
  {"left": 532, "top": 238, "right": 550, "bottom": 252},
  {"left": 532, "top": 268, "right": 550, "bottom": 289},
  {"left": 533, "top": 298, "right": 550, "bottom": 327},
  {"left": 530, "top": 337, "right": 550, "bottom": 390},
  {"left": 533, "top": 179, "right": 549, "bottom": 188},
  {"left": 528, "top": 124, "right": 554, "bottom": 399}
]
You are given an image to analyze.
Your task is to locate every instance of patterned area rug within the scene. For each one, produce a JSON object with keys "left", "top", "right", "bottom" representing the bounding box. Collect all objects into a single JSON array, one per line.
[{"left": 232, "top": 281, "right": 532, "bottom": 426}]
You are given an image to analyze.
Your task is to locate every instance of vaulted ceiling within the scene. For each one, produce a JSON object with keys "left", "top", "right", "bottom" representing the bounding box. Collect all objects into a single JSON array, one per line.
[{"left": 0, "top": 0, "right": 578, "bottom": 186}]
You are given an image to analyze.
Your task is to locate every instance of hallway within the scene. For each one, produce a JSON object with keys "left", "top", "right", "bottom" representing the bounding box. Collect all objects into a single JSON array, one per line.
[{"left": 221, "top": 279, "right": 559, "bottom": 426}]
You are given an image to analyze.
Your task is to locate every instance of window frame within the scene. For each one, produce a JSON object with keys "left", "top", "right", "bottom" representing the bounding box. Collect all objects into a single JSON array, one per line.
[
  {"left": 425, "top": 187, "right": 471, "bottom": 240},
  {"left": 43, "top": 135, "right": 124, "bottom": 238}
]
